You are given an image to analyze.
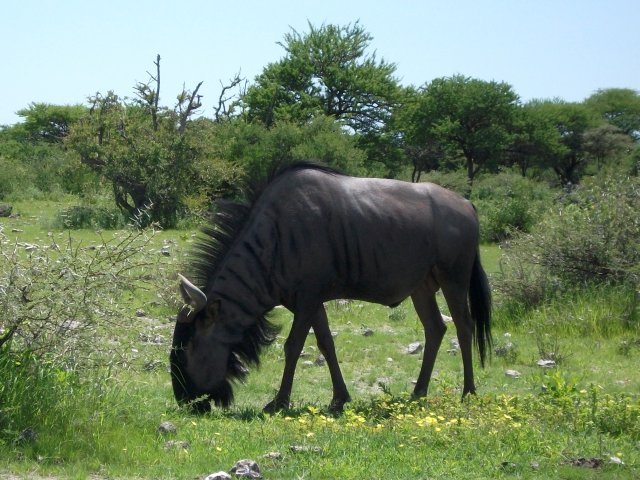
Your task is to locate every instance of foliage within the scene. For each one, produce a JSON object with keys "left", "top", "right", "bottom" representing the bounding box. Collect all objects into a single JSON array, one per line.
[
  {"left": 585, "top": 87, "right": 640, "bottom": 139},
  {"left": 582, "top": 123, "right": 634, "bottom": 171},
  {"left": 243, "top": 22, "right": 401, "bottom": 175},
  {"left": 0, "top": 225, "right": 159, "bottom": 363},
  {"left": 66, "top": 56, "right": 207, "bottom": 228},
  {"left": 471, "top": 172, "right": 554, "bottom": 242},
  {"left": 16, "top": 103, "right": 87, "bottom": 143},
  {"left": 52, "top": 203, "right": 128, "bottom": 230},
  {"left": 497, "top": 173, "right": 640, "bottom": 307},
  {"left": 206, "top": 116, "right": 366, "bottom": 181},
  {"left": 406, "top": 75, "right": 519, "bottom": 184},
  {"left": 421, "top": 169, "right": 471, "bottom": 198},
  {"left": 530, "top": 100, "right": 602, "bottom": 185},
  {"left": 0, "top": 132, "right": 97, "bottom": 200},
  {"left": 509, "top": 101, "right": 568, "bottom": 177},
  {"left": 244, "top": 22, "right": 398, "bottom": 135}
]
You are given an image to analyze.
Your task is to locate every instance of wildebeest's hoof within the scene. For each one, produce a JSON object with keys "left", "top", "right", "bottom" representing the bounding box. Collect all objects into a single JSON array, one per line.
[
  {"left": 263, "top": 399, "right": 290, "bottom": 414},
  {"left": 328, "top": 396, "right": 351, "bottom": 414},
  {"left": 189, "top": 399, "right": 212, "bottom": 414}
]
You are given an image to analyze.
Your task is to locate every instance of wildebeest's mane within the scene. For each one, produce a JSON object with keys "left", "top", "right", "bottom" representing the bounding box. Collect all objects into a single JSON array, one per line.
[
  {"left": 184, "top": 161, "right": 341, "bottom": 406},
  {"left": 187, "top": 161, "right": 341, "bottom": 292}
]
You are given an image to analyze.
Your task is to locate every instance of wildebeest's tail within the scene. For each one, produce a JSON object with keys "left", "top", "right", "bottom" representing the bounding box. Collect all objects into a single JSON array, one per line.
[{"left": 469, "top": 249, "right": 492, "bottom": 367}]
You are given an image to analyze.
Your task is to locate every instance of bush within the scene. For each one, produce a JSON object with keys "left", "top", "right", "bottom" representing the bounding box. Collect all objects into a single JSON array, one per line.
[
  {"left": 422, "top": 169, "right": 471, "bottom": 198},
  {"left": 497, "top": 173, "right": 640, "bottom": 307},
  {"left": 0, "top": 226, "right": 168, "bottom": 445},
  {"left": 472, "top": 172, "right": 554, "bottom": 242},
  {"left": 53, "top": 204, "right": 127, "bottom": 230}
]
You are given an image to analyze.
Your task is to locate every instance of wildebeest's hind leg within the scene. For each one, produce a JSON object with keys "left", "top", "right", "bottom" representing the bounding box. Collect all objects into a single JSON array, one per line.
[
  {"left": 439, "top": 276, "right": 476, "bottom": 397},
  {"left": 263, "top": 316, "right": 311, "bottom": 413},
  {"left": 310, "top": 305, "right": 351, "bottom": 412},
  {"left": 411, "top": 277, "right": 447, "bottom": 398}
]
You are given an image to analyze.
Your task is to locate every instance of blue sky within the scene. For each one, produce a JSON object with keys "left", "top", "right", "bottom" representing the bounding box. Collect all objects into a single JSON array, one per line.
[{"left": 1, "top": 0, "right": 638, "bottom": 126}]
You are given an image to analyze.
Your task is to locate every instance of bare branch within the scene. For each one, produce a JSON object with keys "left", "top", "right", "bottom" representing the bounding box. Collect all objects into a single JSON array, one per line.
[
  {"left": 178, "top": 81, "right": 204, "bottom": 134},
  {"left": 214, "top": 72, "right": 245, "bottom": 121}
]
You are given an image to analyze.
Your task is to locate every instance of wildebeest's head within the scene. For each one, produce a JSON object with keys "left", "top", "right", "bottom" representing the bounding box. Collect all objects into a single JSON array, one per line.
[
  {"left": 170, "top": 274, "right": 234, "bottom": 413},
  {"left": 170, "top": 274, "right": 278, "bottom": 412}
]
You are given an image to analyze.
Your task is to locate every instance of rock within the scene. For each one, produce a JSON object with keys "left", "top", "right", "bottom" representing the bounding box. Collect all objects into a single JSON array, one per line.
[
  {"left": 136, "top": 309, "right": 147, "bottom": 317},
  {"left": 164, "top": 440, "right": 190, "bottom": 450},
  {"left": 537, "top": 359, "right": 556, "bottom": 368},
  {"left": 262, "top": 451, "right": 283, "bottom": 460},
  {"left": 562, "top": 457, "right": 603, "bottom": 468},
  {"left": 290, "top": 445, "right": 323, "bottom": 455},
  {"left": 314, "top": 355, "right": 326, "bottom": 367},
  {"left": 205, "top": 472, "right": 232, "bottom": 480},
  {"left": 13, "top": 428, "right": 37, "bottom": 445},
  {"left": 505, "top": 369, "right": 521, "bottom": 378},
  {"left": 230, "top": 459, "right": 262, "bottom": 478},
  {"left": 441, "top": 314, "right": 453, "bottom": 323},
  {"left": 144, "top": 360, "right": 165, "bottom": 371},
  {"left": 302, "top": 360, "right": 315, "bottom": 367},
  {"left": 0, "top": 203, "right": 12, "bottom": 217},
  {"left": 495, "top": 342, "right": 515, "bottom": 357},
  {"left": 160, "top": 246, "right": 171, "bottom": 256},
  {"left": 405, "top": 342, "right": 423, "bottom": 355},
  {"left": 609, "top": 456, "right": 624, "bottom": 465},
  {"left": 449, "top": 338, "right": 460, "bottom": 350},
  {"left": 361, "top": 327, "right": 374, "bottom": 337},
  {"left": 157, "top": 421, "right": 177, "bottom": 435}
]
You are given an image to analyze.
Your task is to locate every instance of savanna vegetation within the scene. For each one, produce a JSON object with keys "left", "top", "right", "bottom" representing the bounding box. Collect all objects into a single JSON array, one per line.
[{"left": 1, "top": 21, "right": 639, "bottom": 479}]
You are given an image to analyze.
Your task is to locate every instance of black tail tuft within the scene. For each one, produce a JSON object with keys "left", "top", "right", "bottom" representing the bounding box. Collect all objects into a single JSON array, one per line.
[{"left": 469, "top": 249, "right": 492, "bottom": 367}]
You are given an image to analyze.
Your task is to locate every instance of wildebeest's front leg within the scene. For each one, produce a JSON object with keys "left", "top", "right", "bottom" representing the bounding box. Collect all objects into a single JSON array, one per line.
[
  {"left": 310, "top": 305, "right": 351, "bottom": 412},
  {"left": 264, "top": 315, "right": 311, "bottom": 413}
]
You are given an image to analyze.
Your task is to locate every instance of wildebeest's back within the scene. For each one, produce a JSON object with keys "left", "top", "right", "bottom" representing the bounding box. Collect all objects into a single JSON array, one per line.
[{"left": 259, "top": 168, "right": 478, "bottom": 308}]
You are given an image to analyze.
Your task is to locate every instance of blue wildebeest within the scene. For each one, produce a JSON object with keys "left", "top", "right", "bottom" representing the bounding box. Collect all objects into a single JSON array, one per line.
[{"left": 170, "top": 163, "right": 491, "bottom": 413}]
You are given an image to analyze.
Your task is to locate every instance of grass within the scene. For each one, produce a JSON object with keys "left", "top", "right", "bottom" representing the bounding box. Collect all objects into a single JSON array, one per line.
[{"left": 1, "top": 201, "right": 639, "bottom": 479}]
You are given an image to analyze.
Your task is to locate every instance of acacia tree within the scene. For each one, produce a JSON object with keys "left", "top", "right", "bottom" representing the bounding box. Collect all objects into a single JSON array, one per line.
[
  {"left": 242, "top": 22, "right": 400, "bottom": 174},
  {"left": 508, "top": 101, "right": 567, "bottom": 177},
  {"left": 16, "top": 103, "right": 86, "bottom": 143},
  {"left": 585, "top": 88, "right": 640, "bottom": 139},
  {"left": 532, "top": 100, "right": 600, "bottom": 185},
  {"left": 67, "top": 56, "right": 204, "bottom": 227},
  {"left": 406, "top": 75, "right": 519, "bottom": 186}
]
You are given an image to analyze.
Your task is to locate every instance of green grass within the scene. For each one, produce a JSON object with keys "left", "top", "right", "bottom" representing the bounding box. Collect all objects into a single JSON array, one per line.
[{"left": 1, "top": 202, "right": 639, "bottom": 479}]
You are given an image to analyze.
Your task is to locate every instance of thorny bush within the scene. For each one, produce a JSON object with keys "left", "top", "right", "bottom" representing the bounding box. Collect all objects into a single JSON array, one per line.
[{"left": 0, "top": 225, "right": 162, "bottom": 368}]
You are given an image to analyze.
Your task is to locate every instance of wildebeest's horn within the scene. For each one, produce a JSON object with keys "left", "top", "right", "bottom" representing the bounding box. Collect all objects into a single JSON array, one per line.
[{"left": 177, "top": 274, "right": 207, "bottom": 322}]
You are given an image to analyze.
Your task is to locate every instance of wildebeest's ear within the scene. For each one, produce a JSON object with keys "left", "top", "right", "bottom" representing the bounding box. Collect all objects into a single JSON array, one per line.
[{"left": 178, "top": 274, "right": 207, "bottom": 313}]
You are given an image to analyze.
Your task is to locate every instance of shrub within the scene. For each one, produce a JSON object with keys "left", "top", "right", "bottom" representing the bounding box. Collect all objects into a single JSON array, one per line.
[
  {"left": 422, "top": 169, "right": 471, "bottom": 198},
  {"left": 0, "top": 226, "right": 168, "bottom": 444},
  {"left": 53, "top": 204, "right": 127, "bottom": 230},
  {"left": 497, "top": 173, "right": 640, "bottom": 307},
  {"left": 472, "top": 172, "right": 554, "bottom": 242}
]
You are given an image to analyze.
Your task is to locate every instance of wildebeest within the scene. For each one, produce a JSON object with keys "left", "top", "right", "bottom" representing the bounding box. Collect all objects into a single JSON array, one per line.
[{"left": 170, "top": 162, "right": 491, "bottom": 413}]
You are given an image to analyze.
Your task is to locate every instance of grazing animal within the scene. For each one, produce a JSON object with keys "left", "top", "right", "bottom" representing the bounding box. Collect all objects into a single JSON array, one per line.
[{"left": 170, "top": 163, "right": 491, "bottom": 413}]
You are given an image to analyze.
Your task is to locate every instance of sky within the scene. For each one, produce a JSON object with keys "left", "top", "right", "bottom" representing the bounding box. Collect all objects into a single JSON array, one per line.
[{"left": 1, "top": 0, "right": 638, "bottom": 126}]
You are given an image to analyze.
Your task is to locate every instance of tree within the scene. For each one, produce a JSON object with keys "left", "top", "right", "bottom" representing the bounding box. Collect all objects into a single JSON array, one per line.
[
  {"left": 408, "top": 75, "right": 519, "bottom": 186},
  {"left": 508, "top": 101, "right": 567, "bottom": 177},
  {"left": 67, "top": 56, "right": 205, "bottom": 227},
  {"left": 582, "top": 124, "right": 633, "bottom": 171},
  {"left": 242, "top": 22, "right": 400, "bottom": 174},
  {"left": 245, "top": 22, "right": 398, "bottom": 133},
  {"left": 534, "top": 101, "right": 599, "bottom": 185},
  {"left": 204, "top": 116, "right": 366, "bottom": 181},
  {"left": 16, "top": 103, "right": 86, "bottom": 143},
  {"left": 585, "top": 88, "right": 640, "bottom": 140}
]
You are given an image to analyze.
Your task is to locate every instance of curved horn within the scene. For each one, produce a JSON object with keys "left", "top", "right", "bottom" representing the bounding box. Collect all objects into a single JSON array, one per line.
[{"left": 178, "top": 274, "right": 207, "bottom": 322}]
